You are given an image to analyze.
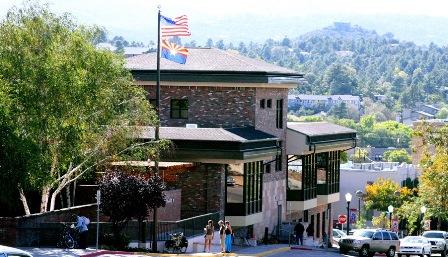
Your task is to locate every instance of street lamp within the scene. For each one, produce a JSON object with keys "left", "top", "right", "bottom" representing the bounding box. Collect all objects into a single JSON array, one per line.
[
  {"left": 355, "top": 190, "right": 363, "bottom": 222},
  {"left": 345, "top": 193, "right": 352, "bottom": 234},
  {"left": 420, "top": 206, "right": 427, "bottom": 233},
  {"left": 388, "top": 205, "right": 394, "bottom": 230}
]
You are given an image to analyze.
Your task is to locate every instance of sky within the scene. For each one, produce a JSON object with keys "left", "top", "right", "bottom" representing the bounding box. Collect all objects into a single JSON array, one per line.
[{"left": 1, "top": 0, "right": 448, "bottom": 45}]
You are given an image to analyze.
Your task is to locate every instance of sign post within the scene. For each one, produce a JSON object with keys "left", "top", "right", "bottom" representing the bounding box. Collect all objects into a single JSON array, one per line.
[{"left": 96, "top": 190, "right": 101, "bottom": 250}]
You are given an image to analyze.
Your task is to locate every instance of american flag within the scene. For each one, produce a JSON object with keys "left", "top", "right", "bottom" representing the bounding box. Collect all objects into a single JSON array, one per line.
[{"left": 160, "top": 15, "right": 191, "bottom": 38}]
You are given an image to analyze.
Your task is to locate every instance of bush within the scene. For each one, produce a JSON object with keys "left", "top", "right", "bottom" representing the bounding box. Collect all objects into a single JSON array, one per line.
[{"left": 101, "top": 233, "right": 130, "bottom": 250}]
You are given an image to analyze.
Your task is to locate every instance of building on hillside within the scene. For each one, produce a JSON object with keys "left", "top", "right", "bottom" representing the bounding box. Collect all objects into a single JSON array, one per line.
[
  {"left": 401, "top": 103, "right": 441, "bottom": 125},
  {"left": 125, "top": 48, "right": 356, "bottom": 244},
  {"left": 288, "top": 94, "right": 361, "bottom": 112},
  {"left": 332, "top": 161, "right": 420, "bottom": 227}
]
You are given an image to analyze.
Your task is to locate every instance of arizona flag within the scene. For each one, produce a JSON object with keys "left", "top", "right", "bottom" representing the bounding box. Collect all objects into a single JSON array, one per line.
[{"left": 161, "top": 40, "right": 189, "bottom": 64}]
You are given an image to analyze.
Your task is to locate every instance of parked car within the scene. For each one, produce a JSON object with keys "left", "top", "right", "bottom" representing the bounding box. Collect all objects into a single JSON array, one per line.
[
  {"left": 397, "top": 236, "right": 431, "bottom": 257},
  {"left": 422, "top": 230, "right": 448, "bottom": 257},
  {"left": 226, "top": 176, "right": 235, "bottom": 186},
  {"left": 332, "top": 228, "right": 347, "bottom": 244},
  {"left": 0, "top": 245, "right": 33, "bottom": 257},
  {"left": 338, "top": 229, "right": 400, "bottom": 257}
]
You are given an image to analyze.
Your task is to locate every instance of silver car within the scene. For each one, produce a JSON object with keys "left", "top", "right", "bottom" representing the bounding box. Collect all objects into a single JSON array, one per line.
[
  {"left": 0, "top": 245, "right": 33, "bottom": 257},
  {"left": 422, "top": 230, "right": 448, "bottom": 257},
  {"left": 397, "top": 236, "right": 431, "bottom": 257}
]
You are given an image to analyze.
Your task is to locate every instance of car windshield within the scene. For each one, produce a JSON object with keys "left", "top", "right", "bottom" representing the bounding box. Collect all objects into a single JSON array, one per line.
[
  {"left": 423, "top": 232, "right": 444, "bottom": 238},
  {"left": 403, "top": 237, "right": 425, "bottom": 243},
  {"left": 353, "top": 230, "right": 374, "bottom": 238}
]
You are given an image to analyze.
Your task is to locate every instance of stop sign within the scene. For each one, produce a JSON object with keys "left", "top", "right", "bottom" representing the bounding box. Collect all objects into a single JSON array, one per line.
[{"left": 338, "top": 215, "right": 347, "bottom": 224}]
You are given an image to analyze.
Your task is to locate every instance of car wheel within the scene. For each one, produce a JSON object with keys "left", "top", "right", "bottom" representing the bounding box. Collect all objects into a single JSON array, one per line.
[
  {"left": 359, "top": 246, "right": 369, "bottom": 257},
  {"left": 386, "top": 247, "right": 396, "bottom": 257},
  {"left": 443, "top": 247, "right": 447, "bottom": 257},
  {"left": 397, "top": 254, "right": 402, "bottom": 257}
]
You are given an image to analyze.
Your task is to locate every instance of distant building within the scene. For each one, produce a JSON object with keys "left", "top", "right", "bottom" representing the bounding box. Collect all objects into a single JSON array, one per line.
[
  {"left": 96, "top": 43, "right": 151, "bottom": 58},
  {"left": 401, "top": 103, "right": 440, "bottom": 125},
  {"left": 288, "top": 94, "right": 361, "bottom": 112},
  {"left": 333, "top": 161, "right": 420, "bottom": 226}
]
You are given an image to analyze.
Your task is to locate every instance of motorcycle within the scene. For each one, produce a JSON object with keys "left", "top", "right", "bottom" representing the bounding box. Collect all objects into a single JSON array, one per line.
[{"left": 164, "top": 232, "right": 188, "bottom": 253}]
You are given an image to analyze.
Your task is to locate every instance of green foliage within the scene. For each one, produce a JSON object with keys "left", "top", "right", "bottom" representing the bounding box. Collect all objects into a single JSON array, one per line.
[
  {"left": 364, "top": 178, "right": 413, "bottom": 212},
  {"left": 213, "top": 25, "right": 448, "bottom": 109},
  {"left": 0, "top": 3, "right": 162, "bottom": 213},
  {"left": 396, "top": 197, "right": 424, "bottom": 235},
  {"left": 372, "top": 212, "right": 389, "bottom": 229},
  {"left": 383, "top": 149, "right": 412, "bottom": 164},
  {"left": 287, "top": 114, "right": 323, "bottom": 122}
]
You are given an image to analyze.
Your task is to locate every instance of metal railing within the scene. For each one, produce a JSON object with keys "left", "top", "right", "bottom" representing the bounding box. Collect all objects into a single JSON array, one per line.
[{"left": 148, "top": 212, "right": 220, "bottom": 241}]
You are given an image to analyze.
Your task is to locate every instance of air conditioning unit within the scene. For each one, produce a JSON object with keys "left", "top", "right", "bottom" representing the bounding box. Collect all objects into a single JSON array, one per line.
[{"left": 186, "top": 124, "right": 198, "bottom": 128}]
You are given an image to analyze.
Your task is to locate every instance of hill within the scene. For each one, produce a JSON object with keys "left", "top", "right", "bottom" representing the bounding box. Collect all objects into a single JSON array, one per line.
[{"left": 228, "top": 22, "right": 448, "bottom": 110}]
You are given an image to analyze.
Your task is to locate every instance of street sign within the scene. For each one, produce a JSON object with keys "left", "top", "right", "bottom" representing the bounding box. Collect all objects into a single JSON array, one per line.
[
  {"left": 392, "top": 219, "right": 399, "bottom": 232},
  {"left": 338, "top": 214, "right": 347, "bottom": 224}
]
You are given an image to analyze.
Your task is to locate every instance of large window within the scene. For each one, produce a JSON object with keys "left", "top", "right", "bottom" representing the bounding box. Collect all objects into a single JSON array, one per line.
[
  {"left": 275, "top": 141, "right": 283, "bottom": 171},
  {"left": 170, "top": 99, "right": 188, "bottom": 119},
  {"left": 226, "top": 161, "right": 263, "bottom": 216},
  {"left": 276, "top": 99, "right": 283, "bottom": 129}
]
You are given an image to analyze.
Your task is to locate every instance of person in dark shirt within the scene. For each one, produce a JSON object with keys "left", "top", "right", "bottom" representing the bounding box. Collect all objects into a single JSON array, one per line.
[{"left": 294, "top": 222, "right": 305, "bottom": 245}]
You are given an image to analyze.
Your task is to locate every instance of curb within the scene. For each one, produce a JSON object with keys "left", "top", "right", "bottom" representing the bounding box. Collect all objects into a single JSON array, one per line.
[
  {"left": 81, "top": 250, "right": 136, "bottom": 257},
  {"left": 290, "top": 246, "right": 339, "bottom": 252},
  {"left": 79, "top": 247, "right": 291, "bottom": 257}
]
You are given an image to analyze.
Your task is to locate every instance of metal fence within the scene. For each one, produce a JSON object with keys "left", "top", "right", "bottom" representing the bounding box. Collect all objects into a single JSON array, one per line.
[
  {"left": 15, "top": 212, "right": 220, "bottom": 247},
  {"left": 148, "top": 212, "right": 220, "bottom": 241}
]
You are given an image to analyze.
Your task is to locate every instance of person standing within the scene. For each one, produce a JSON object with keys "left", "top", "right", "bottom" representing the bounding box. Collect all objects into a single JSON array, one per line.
[
  {"left": 294, "top": 222, "right": 305, "bottom": 245},
  {"left": 203, "top": 220, "right": 214, "bottom": 252},
  {"left": 75, "top": 214, "right": 90, "bottom": 249},
  {"left": 306, "top": 222, "right": 314, "bottom": 240},
  {"left": 224, "top": 221, "right": 233, "bottom": 253},
  {"left": 218, "top": 220, "right": 226, "bottom": 253}
]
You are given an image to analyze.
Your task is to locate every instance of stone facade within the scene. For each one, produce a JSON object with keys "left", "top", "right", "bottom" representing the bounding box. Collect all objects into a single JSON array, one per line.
[
  {"left": 177, "top": 163, "right": 225, "bottom": 219},
  {"left": 142, "top": 83, "right": 290, "bottom": 238},
  {"left": 143, "top": 85, "right": 255, "bottom": 128}
]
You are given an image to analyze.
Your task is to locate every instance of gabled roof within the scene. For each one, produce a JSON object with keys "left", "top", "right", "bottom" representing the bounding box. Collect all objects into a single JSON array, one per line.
[{"left": 126, "top": 48, "right": 300, "bottom": 76}]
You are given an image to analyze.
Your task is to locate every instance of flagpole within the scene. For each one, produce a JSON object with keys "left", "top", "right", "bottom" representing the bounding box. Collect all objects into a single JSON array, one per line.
[{"left": 152, "top": 6, "right": 161, "bottom": 253}]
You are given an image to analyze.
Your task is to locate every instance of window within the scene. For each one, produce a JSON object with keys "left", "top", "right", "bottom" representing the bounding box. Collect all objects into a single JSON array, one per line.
[
  {"left": 276, "top": 99, "right": 283, "bottom": 129},
  {"left": 373, "top": 232, "right": 382, "bottom": 240},
  {"left": 170, "top": 99, "right": 188, "bottom": 119},
  {"left": 303, "top": 210, "right": 309, "bottom": 222},
  {"left": 267, "top": 99, "right": 272, "bottom": 108},
  {"left": 382, "top": 231, "right": 391, "bottom": 240},
  {"left": 265, "top": 162, "right": 271, "bottom": 173},
  {"left": 226, "top": 161, "right": 263, "bottom": 216},
  {"left": 260, "top": 99, "right": 266, "bottom": 109},
  {"left": 275, "top": 141, "right": 282, "bottom": 171}
]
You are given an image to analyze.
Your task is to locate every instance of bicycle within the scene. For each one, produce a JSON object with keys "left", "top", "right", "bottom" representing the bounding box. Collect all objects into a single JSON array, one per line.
[
  {"left": 164, "top": 232, "right": 188, "bottom": 253},
  {"left": 57, "top": 224, "right": 78, "bottom": 249}
]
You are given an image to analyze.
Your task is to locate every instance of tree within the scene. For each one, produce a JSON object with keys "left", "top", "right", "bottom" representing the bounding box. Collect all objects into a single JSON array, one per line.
[
  {"left": 323, "top": 64, "right": 358, "bottom": 95},
  {"left": 416, "top": 122, "right": 448, "bottom": 229},
  {"left": 99, "top": 169, "right": 166, "bottom": 244},
  {"left": 0, "top": 4, "right": 164, "bottom": 214},
  {"left": 364, "top": 178, "right": 412, "bottom": 212},
  {"left": 383, "top": 149, "right": 412, "bottom": 164}
]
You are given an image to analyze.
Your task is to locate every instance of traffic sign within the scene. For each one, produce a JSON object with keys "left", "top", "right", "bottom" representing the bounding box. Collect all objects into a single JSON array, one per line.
[{"left": 338, "top": 214, "right": 347, "bottom": 224}]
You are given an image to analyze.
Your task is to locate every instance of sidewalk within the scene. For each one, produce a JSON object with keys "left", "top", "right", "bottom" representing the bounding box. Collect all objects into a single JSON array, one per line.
[{"left": 21, "top": 244, "right": 338, "bottom": 257}]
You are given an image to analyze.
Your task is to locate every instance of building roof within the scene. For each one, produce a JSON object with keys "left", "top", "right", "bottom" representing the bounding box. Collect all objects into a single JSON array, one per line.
[
  {"left": 292, "top": 94, "right": 359, "bottom": 101},
  {"left": 287, "top": 122, "right": 356, "bottom": 137},
  {"left": 126, "top": 48, "right": 299, "bottom": 75},
  {"left": 136, "top": 126, "right": 277, "bottom": 142}
]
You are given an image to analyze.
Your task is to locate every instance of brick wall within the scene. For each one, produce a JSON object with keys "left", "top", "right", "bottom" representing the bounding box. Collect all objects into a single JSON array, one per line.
[
  {"left": 144, "top": 85, "right": 256, "bottom": 128},
  {"left": 178, "top": 163, "right": 225, "bottom": 219}
]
